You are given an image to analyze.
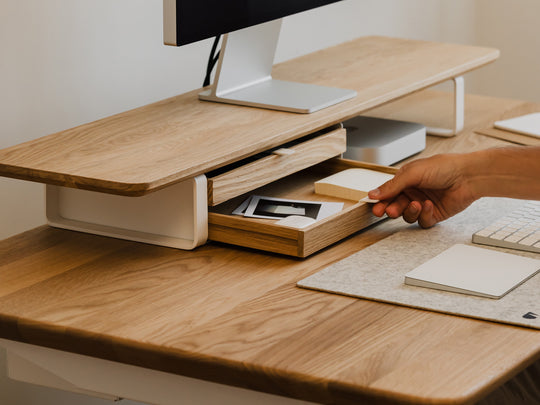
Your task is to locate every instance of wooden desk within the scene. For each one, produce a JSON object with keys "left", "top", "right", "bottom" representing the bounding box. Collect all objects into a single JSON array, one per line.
[{"left": 1, "top": 92, "right": 539, "bottom": 405}]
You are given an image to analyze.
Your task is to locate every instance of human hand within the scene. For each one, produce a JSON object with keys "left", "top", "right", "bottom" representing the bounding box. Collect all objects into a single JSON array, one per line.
[{"left": 368, "top": 154, "right": 477, "bottom": 228}]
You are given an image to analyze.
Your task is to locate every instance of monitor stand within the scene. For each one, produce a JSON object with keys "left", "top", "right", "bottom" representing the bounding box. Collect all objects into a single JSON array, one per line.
[{"left": 199, "top": 19, "right": 357, "bottom": 114}]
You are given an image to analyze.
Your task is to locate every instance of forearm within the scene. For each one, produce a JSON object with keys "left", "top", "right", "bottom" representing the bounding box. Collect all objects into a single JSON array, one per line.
[{"left": 461, "top": 146, "right": 540, "bottom": 200}]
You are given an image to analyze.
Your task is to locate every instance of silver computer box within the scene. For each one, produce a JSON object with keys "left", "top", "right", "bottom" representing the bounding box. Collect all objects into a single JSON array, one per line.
[{"left": 343, "top": 116, "right": 426, "bottom": 166}]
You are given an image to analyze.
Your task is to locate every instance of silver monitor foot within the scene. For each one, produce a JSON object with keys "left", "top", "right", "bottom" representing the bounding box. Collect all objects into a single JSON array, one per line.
[{"left": 200, "top": 19, "right": 356, "bottom": 114}]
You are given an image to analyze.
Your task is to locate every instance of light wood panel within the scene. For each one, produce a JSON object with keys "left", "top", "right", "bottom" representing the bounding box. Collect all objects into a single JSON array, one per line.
[
  {"left": 1, "top": 93, "right": 539, "bottom": 405},
  {"left": 207, "top": 125, "right": 346, "bottom": 206},
  {"left": 475, "top": 127, "right": 540, "bottom": 146},
  {"left": 0, "top": 36, "right": 498, "bottom": 196}
]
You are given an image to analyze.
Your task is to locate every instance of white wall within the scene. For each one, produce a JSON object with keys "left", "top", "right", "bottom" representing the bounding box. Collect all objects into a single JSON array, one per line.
[
  {"left": 0, "top": 0, "right": 538, "bottom": 404},
  {"left": 474, "top": 0, "right": 540, "bottom": 102}
]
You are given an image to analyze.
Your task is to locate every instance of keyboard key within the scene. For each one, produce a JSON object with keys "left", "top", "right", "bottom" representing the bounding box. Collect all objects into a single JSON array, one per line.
[
  {"left": 476, "top": 229, "right": 495, "bottom": 237},
  {"left": 518, "top": 236, "right": 537, "bottom": 246},
  {"left": 504, "top": 234, "right": 524, "bottom": 243},
  {"left": 472, "top": 201, "right": 540, "bottom": 254}
]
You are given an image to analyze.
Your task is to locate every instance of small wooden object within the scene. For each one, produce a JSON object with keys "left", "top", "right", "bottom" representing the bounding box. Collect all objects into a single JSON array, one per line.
[{"left": 314, "top": 168, "right": 394, "bottom": 201}]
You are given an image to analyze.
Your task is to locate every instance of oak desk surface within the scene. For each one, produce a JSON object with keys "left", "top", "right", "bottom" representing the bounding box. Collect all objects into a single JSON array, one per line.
[{"left": 1, "top": 92, "right": 540, "bottom": 405}]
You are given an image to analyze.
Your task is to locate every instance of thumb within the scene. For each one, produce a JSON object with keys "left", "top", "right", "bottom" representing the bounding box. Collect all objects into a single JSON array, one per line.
[{"left": 368, "top": 166, "right": 419, "bottom": 200}]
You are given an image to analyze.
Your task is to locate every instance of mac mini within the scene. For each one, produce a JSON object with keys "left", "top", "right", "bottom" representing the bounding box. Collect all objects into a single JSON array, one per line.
[{"left": 343, "top": 116, "right": 426, "bottom": 165}]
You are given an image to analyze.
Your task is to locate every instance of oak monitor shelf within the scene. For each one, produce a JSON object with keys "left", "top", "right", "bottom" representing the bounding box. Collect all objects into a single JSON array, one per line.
[
  {"left": 0, "top": 36, "right": 498, "bottom": 196},
  {"left": 0, "top": 36, "right": 498, "bottom": 252}
]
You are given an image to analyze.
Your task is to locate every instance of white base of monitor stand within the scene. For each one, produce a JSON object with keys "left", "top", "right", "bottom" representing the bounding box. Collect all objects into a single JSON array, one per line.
[
  {"left": 425, "top": 76, "right": 464, "bottom": 137},
  {"left": 200, "top": 78, "right": 357, "bottom": 114},
  {"left": 199, "top": 18, "right": 357, "bottom": 113},
  {"left": 46, "top": 175, "right": 208, "bottom": 250}
]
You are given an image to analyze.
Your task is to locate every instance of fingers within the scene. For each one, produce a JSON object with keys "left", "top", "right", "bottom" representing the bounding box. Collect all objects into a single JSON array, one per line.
[
  {"left": 418, "top": 200, "right": 437, "bottom": 228},
  {"left": 372, "top": 200, "right": 389, "bottom": 217},
  {"left": 371, "top": 194, "right": 410, "bottom": 218},
  {"left": 385, "top": 194, "right": 412, "bottom": 219},
  {"left": 402, "top": 201, "right": 421, "bottom": 223},
  {"left": 371, "top": 197, "right": 438, "bottom": 228}
]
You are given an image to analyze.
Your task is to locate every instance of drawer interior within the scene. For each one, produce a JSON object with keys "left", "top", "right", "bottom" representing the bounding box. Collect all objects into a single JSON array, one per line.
[{"left": 208, "top": 158, "right": 397, "bottom": 257}]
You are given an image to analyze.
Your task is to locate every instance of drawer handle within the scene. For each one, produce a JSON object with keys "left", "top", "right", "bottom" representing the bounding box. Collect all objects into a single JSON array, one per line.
[{"left": 272, "top": 148, "right": 296, "bottom": 156}]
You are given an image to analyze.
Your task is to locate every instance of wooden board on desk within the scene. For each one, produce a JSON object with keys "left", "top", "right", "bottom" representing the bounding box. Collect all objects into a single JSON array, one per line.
[
  {"left": 475, "top": 126, "right": 540, "bottom": 146},
  {"left": 0, "top": 36, "right": 498, "bottom": 196}
]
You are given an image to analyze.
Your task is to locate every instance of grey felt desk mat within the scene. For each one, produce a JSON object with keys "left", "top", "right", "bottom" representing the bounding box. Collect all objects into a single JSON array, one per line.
[{"left": 298, "top": 198, "right": 540, "bottom": 329}]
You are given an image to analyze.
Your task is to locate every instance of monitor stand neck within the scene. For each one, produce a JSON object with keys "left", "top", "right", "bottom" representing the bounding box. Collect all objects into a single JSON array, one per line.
[{"left": 199, "top": 19, "right": 356, "bottom": 114}]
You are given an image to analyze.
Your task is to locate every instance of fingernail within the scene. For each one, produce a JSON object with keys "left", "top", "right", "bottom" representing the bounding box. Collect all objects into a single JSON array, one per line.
[{"left": 369, "top": 188, "right": 381, "bottom": 198}]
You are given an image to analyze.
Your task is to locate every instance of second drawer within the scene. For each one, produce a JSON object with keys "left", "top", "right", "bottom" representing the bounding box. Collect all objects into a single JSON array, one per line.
[{"left": 207, "top": 125, "right": 346, "bottom": 206}]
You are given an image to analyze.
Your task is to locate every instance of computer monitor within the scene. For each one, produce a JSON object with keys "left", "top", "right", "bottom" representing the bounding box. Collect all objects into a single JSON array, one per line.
[{"left": 163, "top": 0, "right": 357, "bottom": 113}]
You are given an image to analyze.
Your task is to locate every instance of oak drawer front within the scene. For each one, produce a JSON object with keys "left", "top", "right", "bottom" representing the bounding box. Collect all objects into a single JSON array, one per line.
[
  {"left": 208, "top": 158, "right": 397, "bottom": 257},
  {"left": 207, "top": 125, "right": 345, "bottom": 206}
]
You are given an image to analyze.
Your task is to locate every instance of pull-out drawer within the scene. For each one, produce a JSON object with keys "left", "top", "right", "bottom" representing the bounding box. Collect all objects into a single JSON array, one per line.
[
  {"left": 207, "top": 125, "right": 345, "bottom": 206},
  {"left": 208, "top": 158, "right": 397, "bottom": 257}
]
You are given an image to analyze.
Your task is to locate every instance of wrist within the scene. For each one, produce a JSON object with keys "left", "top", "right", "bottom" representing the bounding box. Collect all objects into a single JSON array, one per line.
[
  {"left": 462, "top": 146, "right": 540, "bottom": 200},
  {"left": 458, "top": 149, "right": 495, "bottom": 200}
]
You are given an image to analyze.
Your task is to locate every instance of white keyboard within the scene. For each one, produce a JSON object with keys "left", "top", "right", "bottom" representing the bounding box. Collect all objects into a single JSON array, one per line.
[{"left": 472, "top": 201, "right": 540, "bottom": 254}]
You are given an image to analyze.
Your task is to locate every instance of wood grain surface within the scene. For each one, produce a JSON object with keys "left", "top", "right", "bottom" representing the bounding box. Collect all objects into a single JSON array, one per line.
[
  {"left": 475, "top": 128, "right": 540, "bottom": 146},
  {"left": 1, "top": 93, "right": 539, "bottom": 405},
  {"left": 0, "top": 36, "right": 498, "bottom": 196},
  {"left": 207, "top": 126, "right": 346, "bottom": 206}
]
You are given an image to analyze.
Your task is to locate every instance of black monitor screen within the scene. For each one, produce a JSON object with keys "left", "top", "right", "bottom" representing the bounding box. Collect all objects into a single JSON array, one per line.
[{"left": 171, "top": 0, "right": 343, "bottom": 46}]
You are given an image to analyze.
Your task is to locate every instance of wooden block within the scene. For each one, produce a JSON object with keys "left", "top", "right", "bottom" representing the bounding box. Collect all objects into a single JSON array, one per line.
[{"left": 314, "top": 168, "right": 394, "bottom": 201}]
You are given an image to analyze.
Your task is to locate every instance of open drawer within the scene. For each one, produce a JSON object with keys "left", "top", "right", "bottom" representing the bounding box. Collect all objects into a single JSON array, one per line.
[
  {"left": 208, "top": 158, "right": 397, "bottom": 257},
  {"left": 207, "top": 124, "right": 346, "bottom": 206}
]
